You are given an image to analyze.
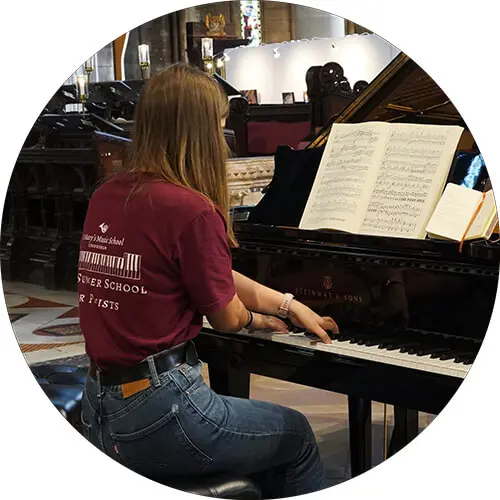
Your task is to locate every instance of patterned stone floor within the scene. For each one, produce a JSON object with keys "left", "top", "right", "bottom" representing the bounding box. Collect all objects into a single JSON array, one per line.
[{"left": 3, "top": 280, "right": 434, "bottom": 486}]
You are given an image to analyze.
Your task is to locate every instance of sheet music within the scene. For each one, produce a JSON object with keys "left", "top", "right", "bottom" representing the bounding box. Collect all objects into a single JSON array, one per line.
[
  {"left": 300, "top": 123, "right": 385, "bottom": 231},
  {"left": 359, "top": 125, "right": 464, "bottom": 238},
  {"left": 300, "top": 122, "right": 464, "bottom": 238}
]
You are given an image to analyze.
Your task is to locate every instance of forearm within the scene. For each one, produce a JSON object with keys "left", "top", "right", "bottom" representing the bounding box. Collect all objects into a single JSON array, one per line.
[{"left": 232, "top": 270, "right": 284, "bottom": 315}]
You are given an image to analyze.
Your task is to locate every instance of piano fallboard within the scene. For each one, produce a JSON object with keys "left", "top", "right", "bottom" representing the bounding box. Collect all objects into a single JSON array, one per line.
[{"left": 232, "top": 223, "right": 498, "bottom": 346}]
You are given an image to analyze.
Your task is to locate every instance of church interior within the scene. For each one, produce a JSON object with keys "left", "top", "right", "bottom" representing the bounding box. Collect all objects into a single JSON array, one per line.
[{"left": 2, "top": 1, "right": 499, "bottom": 498}]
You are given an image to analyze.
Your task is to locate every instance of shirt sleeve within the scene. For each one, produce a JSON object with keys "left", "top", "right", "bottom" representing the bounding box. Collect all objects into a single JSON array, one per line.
[{"left": 175, "top": 208, "right": 236, "bottom": 314}]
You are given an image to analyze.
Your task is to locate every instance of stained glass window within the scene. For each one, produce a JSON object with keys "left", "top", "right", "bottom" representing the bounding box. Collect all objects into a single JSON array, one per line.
[{"left": 240, "top": 1, "right": 261, "bottom": 46}]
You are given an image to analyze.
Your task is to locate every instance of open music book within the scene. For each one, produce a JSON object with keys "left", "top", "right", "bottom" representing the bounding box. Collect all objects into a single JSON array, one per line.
[
  {"left": 425, "top": 184, "right": 498, "bottom": 241},
  {"left": 299, "top": 122, "right": 464, "bottom": 239}
]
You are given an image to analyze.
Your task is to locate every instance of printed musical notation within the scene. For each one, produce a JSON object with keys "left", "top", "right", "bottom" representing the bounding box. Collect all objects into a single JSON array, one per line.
[
  {"left": 304, "top": 124, "right": 383, "bottom": 230},
  {"left": 300, "top": 122, "right": 464, "bottom": 239},
  {"left": 360, "top": 127, "right": 457, "bottom": 237}
]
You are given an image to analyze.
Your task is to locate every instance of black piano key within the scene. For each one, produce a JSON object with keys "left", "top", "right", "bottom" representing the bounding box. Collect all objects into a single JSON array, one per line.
[
  {"left": 399, "top": 343, "right": 423, "bottom": 353},
  {"left": 335, "top": 334, "right": 354, "bottom": 342},
  {"left": 350, "top": 335, "right": 371, "bottom": 344},
  {"left": 385, "top": 341, "right": 414, "bottom": 351},
  {"left": 436, "top": 350, "right": 461, "bottom": 361},
  {"left": 353, "top": 332, "right": 394, "bottom": 346},
  {"left": 416, "top": 347, "right": 450, "bottom": 357},
  {"left": 365, "top": 337, "right": 385, "bottom": 346},
  {"left": 453, "top": 352, "right": 475, "bottom": 364},
  {"left": 377, "top": 337, "right": 405, "bottom": 349}
]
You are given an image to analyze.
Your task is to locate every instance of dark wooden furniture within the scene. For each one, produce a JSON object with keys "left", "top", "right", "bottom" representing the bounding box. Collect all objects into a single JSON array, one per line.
[
  {"left": 1, "top": 117, "right": 128, "bottom": 290},
  {"left": 306, "top": 61, "right": 369, "bottom": 137}
]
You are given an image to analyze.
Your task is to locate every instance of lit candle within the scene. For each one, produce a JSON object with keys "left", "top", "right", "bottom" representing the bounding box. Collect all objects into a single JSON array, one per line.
[
  {"left": 138, "top": 44, "right": 150, "bottom": 67},
  {"left": 76, "top": 74, "right": 89, "bottom": 102}
]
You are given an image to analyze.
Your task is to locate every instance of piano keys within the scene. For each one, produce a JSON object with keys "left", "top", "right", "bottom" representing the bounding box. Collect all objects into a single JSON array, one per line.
[{"left": 202, "top": 320, "right": 473, "bottom": 380}]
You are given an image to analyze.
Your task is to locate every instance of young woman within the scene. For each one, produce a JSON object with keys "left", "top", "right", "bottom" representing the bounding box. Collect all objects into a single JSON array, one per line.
[{"left": 79, "top": 63, "right": 339, "bottom": 499}]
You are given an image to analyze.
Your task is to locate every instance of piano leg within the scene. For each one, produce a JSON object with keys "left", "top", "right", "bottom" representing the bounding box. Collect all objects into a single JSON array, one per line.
[
  {"left": 207, "top": 363, "right": 251, "bottom": 398},
  {"left": 388, "top": 407, "right": 419, "bottom": 457},
  {"left": 348, "top": 396, "right": 372, "bottom": 477}
]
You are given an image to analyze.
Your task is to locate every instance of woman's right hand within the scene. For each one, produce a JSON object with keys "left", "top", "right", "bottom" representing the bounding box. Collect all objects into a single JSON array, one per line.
[
  {"left": 288, "top": 300, "right": 339, "bottom": 344},
  {"left": 248, "top": 313, "right": 289, "bottom": 333}
]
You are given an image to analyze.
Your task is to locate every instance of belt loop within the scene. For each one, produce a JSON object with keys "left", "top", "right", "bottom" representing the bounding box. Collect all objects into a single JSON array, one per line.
[
  {"left": 95, "top": 370, "right": 103, "bottom": 428},
  {"left": 147, "top": 356, "right": 162, "bottom": 388},
  {"left": 96, "top": 370, "right": 103, "bottom": 399}
]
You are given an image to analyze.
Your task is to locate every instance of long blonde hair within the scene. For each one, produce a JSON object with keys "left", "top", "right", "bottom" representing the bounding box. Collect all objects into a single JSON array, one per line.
[{"left": 125, "top": 63, "right": 236, "bottom": 247}]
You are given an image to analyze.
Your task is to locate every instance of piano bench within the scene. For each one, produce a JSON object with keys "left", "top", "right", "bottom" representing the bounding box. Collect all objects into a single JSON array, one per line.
[{"left": 161, "top": 474, "right": 261, "bottom": 500}]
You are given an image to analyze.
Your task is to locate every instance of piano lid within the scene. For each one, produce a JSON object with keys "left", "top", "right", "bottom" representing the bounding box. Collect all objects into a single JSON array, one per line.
[
  {"left": 308, "top": 53, "right": 466, "bottom": 150},
  {"left": 213, "top": 74, "right": 243, "bottom": 98}
]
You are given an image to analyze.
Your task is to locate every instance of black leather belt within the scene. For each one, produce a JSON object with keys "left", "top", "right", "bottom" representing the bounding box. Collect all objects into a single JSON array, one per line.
[{"left": 89, "top": 341, "right": 198, "bottom": 386}]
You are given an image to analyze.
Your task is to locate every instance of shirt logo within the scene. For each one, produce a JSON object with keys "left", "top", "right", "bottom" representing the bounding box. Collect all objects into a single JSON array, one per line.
[{"left": 99, "top": 223, "right": 109, "bottom": 234}]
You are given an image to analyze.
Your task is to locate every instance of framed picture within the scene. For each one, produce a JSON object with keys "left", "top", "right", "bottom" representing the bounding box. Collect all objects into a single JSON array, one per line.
[
  {"left": 282, "top": 92, "right": 295, "bottom": 104},
  {"left": 241, "top": 89, "right": 259, "bottom": 104}
]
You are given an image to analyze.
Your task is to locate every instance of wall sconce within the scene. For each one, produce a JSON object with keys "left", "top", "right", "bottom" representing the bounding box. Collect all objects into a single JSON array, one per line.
[
  {"left": 84, "top": 54, "right": 96, "bottom": 81},
  {"left": 138, "top": 43, "right": 151, "bottom": 79},
  {"left": 75, "top": 74, "right": 89, "bottom": 104},
  {"left": 273, "top": 48, "right": 280, "bottom": 59}
]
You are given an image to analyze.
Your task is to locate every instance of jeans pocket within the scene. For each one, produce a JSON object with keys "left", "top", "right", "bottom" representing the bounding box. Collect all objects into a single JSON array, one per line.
[{"left": 110, "top": 404, "right": 212, "bottom": 477}]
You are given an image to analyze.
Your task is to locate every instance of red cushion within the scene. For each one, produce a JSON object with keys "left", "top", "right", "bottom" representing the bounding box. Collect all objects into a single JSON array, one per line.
[{"left": 247, "top": 121, "right": 310, "bottom": 155}]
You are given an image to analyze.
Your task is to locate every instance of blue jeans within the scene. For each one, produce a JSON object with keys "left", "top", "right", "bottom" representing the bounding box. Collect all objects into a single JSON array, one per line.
[{"left": 81, "top": 357, "right": 327, "bottom": 498}]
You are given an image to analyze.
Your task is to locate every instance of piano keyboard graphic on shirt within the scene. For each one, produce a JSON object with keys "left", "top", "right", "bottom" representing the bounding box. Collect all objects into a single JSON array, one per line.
[{"left": 78, "top": 250, "right": 142, "bottom": 280}]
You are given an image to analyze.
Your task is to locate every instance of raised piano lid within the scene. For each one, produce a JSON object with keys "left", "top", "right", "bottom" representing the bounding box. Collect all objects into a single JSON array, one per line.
[
  {"left": 213, "top": 73, "right": 244, "bottom": 97},
  {"left": 308, "top": 53, "right": 471, "bottom": 150}
]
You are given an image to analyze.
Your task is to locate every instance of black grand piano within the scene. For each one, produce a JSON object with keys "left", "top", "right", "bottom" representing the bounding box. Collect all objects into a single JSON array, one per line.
[{"left": 195, "top": 53, "right": 500, "bottom": 478}]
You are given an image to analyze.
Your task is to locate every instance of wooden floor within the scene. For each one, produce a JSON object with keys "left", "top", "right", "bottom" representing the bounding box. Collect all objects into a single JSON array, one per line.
[{"left": 4, "top": 280, "right": 434, "bottom": 487}]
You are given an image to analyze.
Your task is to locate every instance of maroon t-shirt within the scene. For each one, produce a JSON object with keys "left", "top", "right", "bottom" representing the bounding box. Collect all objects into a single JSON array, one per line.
[{"left": 78, "top": 174, "right": 236, "bottom": 370}]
